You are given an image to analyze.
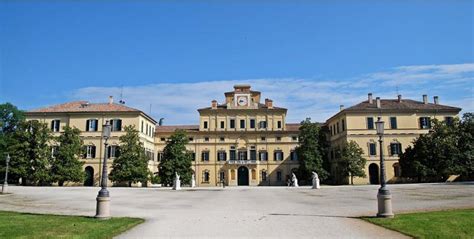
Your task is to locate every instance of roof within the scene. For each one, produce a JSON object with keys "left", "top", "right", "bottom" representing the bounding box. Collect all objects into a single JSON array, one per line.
[
  {"left": 155, "top": 123, "right": 301, "bottom": 133},
  {"left": 327, "top": 98, "right": 462, "bottom": 122},
  {"left": 345, "top": 99, "right": 461, "bottom": 112},
  {"left": 27, "top": 101, "right": 157, "bottom": 123},
  {"left": 198, "top": 103, "right": 287, "bottom": 111},
  {"left": 155, "top": 125, "right": 200, "bottom": 133}
]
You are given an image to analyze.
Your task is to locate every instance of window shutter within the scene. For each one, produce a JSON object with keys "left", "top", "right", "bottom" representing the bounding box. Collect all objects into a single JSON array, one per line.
[
  {"left": 91, "top": 146, "right": 96, "bottom": 158},
  {"left": 107, "top": 146, "right": 111, "bottom": 158},
  {"left": 116, "top": 146, "right": 120, "bottom": 158},
  {"left": 419, "top": 118, "right": 423, "bottom": 128},
  {"left": 274, "top": 152, "right": 277, "bottom": 161},
  {"left": 93, "top": 120, "right": 98, "bottom": 131},
  {"left": 201, "top": 152, "right": 205, "bottom": 161},
  {"left": 86, "top": 120, "right": 90, "bottom": 131},
  {"left": 117, "top": 120, "right": 122, "bottom": 131},
  {"left": 51, "top": 121, "right": 54, "bottom": 131},
  {"left": 82, "top": 146, "right": 87, "bottom": 158},
  {"left": 224, "top": 152, "right": 227, "bottom": 161}
]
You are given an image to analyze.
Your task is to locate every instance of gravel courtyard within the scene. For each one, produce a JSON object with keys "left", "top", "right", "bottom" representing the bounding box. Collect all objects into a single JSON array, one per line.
[{"left": 1, "top": 183, "right": 473, "bottom": 238}]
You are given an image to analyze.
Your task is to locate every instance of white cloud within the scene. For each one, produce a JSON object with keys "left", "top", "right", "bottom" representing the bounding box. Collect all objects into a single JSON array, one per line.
[{"left": 71, "top": 63, "right": 474, "bottom": 125}]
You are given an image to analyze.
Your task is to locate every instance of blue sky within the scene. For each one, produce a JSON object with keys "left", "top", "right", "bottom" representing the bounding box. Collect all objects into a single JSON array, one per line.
[{"left": 1, "top": 1, "right": 473, "bottom": 124}]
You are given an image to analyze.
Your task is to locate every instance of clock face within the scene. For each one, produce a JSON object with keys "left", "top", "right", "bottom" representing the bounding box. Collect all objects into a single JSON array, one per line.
[{"left": 237, "top": 96, "right": 248, "bottom": 106}]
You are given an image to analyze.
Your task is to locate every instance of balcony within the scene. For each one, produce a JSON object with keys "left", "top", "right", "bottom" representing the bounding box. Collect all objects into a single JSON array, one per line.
[{"left": 227, "top": 160, "right": 258, "bottom": 165}]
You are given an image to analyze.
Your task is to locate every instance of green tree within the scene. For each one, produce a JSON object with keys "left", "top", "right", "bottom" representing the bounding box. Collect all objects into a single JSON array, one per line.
[
  {"left": 296, "top": 118, "right": 329, "bottom": 182},
  {"left": 109, "top": 125, "right": 150, "bottom": 186},
  {"left": 458, "top": 113, "right": 474, "bottom": 178},
  {"left": 159, "top": 130, "right": 192, "bottom": 186},
  {"left": 51, "top": 126, "right": 84, "bottom": 186},
  {"left": 339, "top": 140, "right": 366, "bottom": 185},
  {"left": 0, "top": 103, "right": 25, "bottom": 183},
  {"left": 9, "top": 121, "right": 53, "bottom": 185}
]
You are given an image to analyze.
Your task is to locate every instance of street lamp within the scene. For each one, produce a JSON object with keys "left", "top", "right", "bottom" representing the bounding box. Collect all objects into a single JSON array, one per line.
[
  {"left": 2, "top": 154, "right": 10, "bottom": 194},
  {"left": 95, "top": 120, "right": 111, "bottom": 219},
  {"left": 375, "top": 117, "right": 394, "bottom": 218}
]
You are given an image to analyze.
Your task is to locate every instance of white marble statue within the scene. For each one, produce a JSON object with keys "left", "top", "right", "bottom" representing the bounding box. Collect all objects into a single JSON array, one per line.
[
  {"left": 173, "top": 172, "right": 181, "bottom": 190},
  {"left": 191, "top": 173, "right": 196, "bottom": 188},
  {"left": 312, "top": 171, "right": 320, "bottom": 189},
  {"left": 292, "top": 173, "right": 299, "bottom": 187}
]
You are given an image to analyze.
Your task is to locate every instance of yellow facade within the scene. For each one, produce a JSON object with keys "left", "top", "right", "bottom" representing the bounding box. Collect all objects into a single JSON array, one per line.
[
  {"left": 155, "top": 85, "right": 300, "bottom": 186},
  {"left": 326, "top": 94, "right": 461, "bottom": 185}
]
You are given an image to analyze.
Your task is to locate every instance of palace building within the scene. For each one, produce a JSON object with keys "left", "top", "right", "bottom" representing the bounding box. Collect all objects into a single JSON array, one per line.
[
  {"left": 25, "top": 97, "right": 158, "bottom": 186},
  {"left": 326, "top": 94, "right": 461, "bottom": 185},
  {"left": 24, "top": 85, "right": 462, "bottom": 187},
  {"left": 155, "top": 85, "right": 300, "bottom": 186}
]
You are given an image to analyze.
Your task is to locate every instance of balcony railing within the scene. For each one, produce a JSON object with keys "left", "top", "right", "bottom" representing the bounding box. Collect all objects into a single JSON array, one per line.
[{"left": 227, "top": 160, "right": 258, "bottom": 165}]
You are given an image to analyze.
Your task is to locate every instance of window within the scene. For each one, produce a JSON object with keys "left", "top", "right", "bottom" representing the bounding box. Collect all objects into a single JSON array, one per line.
[
  {"left": 51, "top": 120, "right": 60, "bottom": 132},
  {"left": 85, "top": 145, "right": 96, "bottom": 159},
  {"left": 259, "top": 121, "right": 267, "bottom": 129},
  {"left": 390, "top": 117, "right": 397, "bottom": 129},
  {"left": 240, "top": 119, "right": 245, "bottom": 129},
  {"left": 107, "top": 146, "right": 120, "bottom": 158},
  {"left": 230, "top": 119, "right": 235, "bottom": 129},
  {"left": 250, "top": 119, "right": 256, "bottom": 129},
  {"left": 336, "top": 122, "right": 340, "bottom": 134},
  {"left": 188, "top": 137, "right": 193, "bottom": 141},
  {"left": 203, "top": 121, "right": 208, "bottom": 129},
  {"left": 201, "top": 151, "right": 209, "bottom": 161},
  {"left": 219, "top": 137, "right": 225, "bottom": 142},
  {"left": 157, "top": 152, "right": 164, "bottom": 161},
  {"left": 369, "top": 143, "right": 376, "bottom": 156},
  {"left": 261, "top": 170, "right": 267, "bottom": 181},
  {"left": 141, "top": 121, "right": 144, "bottom": 133},
  {"left": 259, "top": 151, "right": 268, "bottom": 161},
  {"left": 390, "top": 143, "right": 402, "bottom": 156},
  {"left": 86, "top": 119, "right": 98, "bottom": 132},
  {"left": 274, "top": 151, "right": 283, "bottom": 161},
  {"left": 220, "top": 121, "right": 225, "bottom": 129},
  {"left": 110, "top": 119, "right": 122, "bottom": 131},
  {"left": 342, "top": 119, "right": 345, "bottom": 131},
  {"left": 261, "top": 136, "right": 266, "bottom": 141},
  {"left": 445, "top": 117, "right": 454, "bottom": 126},
  {"left": 51, "top": 146, "right": 59, "bottom": 158},
  {"left": 146, "top": 124, "right": 148, "bottom": 135},
  {"left": 230, "top": 147, "right": 236, "bottom": 161},
  {"left": 276, "top": 136, "right": 281, "bottom": 141},
  {"left": 367, "top": 117, "right": 374, "bottom": 129},
  {"left": 419, "top": 117, "right": 431, "bottom": 129},
  {"left": 393, "top": 163, "right": 401, "bottom": 177},
  {"left": 204, "top": 137, "right": 209, "bottom": 142},
  {"left": 218, "top": 151, "right": 227, "bottom": 161},
  {"left": 250, "top": 149, "right": 257, "bottom": 161},
  {"left": 292, "top": 136, "right": 298, "bottom": 141},
  {"left": 203, "top": 170, "right": 210, "bottom": 183},
  {"left": 277, "top": 121, "right": 282, "bottom": 129},
  {"left": 238, "top": 151, "right": 247, "bottom": 160},
  {"left": 191, "top": 152, "right": 196, "bottom": 161},
  {"left": 219, "top": 171, "right": 225, "bottom": 181},
  {"left": 276, "top": 171, "right": 282, "bottom": 181},
  {"left": 290, "top": 150, "right": 298, "bottom": 161},
  {"left": 160, "top": 138, "right": 166, "bottom": 141}
]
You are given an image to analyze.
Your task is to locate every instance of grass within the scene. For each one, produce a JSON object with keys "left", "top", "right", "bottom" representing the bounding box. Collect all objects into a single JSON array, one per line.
[
  {"left": 0, "top": 211, "right": 144, "bottom": 239},
  {"left": 363, "top": 208, "right": 474, "bottom": 239}
]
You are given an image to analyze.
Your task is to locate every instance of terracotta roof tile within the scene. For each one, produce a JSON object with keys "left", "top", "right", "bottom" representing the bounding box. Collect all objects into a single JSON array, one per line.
[
  {"left": 345, "top": 99, "right": 461, "bottom": 112},
  {"left": 155, "top": 125, "right": 199, "bottom": 133},
  {"left": 28, "top": 101, "right": 142, "bottom": 113}
]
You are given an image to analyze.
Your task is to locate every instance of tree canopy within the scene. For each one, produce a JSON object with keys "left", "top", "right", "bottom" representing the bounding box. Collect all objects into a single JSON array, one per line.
[
  {"left": 296, "top": 118, "right": 329, "bottom": 182},
  {"left": 51, "top": 126, "right": 84, "bottom": 186},
  {"left": 338, "top": 140, "right": 366, "bottom": 185},
  {"left": 109, "top": 125, "right": 150, "bottom": 186},
  {"left": 159, "top": 130, "right": 193, "bottom": 186}
]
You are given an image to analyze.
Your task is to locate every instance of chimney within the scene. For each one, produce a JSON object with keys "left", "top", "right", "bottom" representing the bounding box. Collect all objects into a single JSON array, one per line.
[
  {"left": 434, "top": 96, "right": 439, "bottom": 105},
  {"left": 339, "top": 105, "right": 344, "bottom": 111},
  {"left": 368, "top": 93, "right": 373, "bottom": 104},
  {"left": 397, "top": 94, "right": 402, "bottom": 102},
  {"left": 376, "top": 97, "right": 381, "bottom": 108},
  {"left": 265, "top": 98, "right": 273, "bottom": 109},
  {"left": 211, "top": 100, "right": 218, "bottom": 109},
  {"left": 108, "top": 96, "right": 114, "bottom": 104},
  {"left": 423, "top": 94, "right": 428, "bottom": 104}
]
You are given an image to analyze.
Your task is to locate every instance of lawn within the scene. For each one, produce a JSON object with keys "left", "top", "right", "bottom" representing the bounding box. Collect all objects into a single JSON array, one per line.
[
  {"left": 363, "top": 208, "right": 474, "bottom": 239},
  {"left": 0, "top": 211, "right": 144, "bottom": 239}
]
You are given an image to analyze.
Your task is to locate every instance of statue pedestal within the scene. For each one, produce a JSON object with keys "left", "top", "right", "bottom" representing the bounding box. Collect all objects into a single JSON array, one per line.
[
  {"left": 312, "top": 179, "right": 320, "bottom": 189},
  {"left": 173, "top": 179, "right": 181, "bottom": 190}
]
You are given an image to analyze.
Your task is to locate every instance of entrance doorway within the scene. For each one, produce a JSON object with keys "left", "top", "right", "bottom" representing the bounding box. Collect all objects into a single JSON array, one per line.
[
  {"left": 369, "top": 163, "right": 379, "bottom": 185},
  {"left": 237, "top": 166, "right": 249, "bottom": 186},
  {"left": 84, "top": 166, "right": 94, "bottom": 186}
]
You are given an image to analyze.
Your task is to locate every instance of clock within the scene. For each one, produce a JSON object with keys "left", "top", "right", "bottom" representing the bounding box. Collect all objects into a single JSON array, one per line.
[{"left": 237, "top": 96, "right": 248, "bottom": 106}]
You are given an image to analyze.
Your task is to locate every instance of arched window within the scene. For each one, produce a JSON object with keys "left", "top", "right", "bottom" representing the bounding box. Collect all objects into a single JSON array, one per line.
[
  {"left": 202, "top": 170, "right": 210, "bottom": 183},
  {"left": 261, "top": 170, "right": 267, "bottom": 181},
  {"left": 393, "top": 163, "right": 401, "bottom": 177}
]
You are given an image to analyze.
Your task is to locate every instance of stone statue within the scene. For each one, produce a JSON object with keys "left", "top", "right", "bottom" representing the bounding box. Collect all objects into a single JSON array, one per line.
[
  {"left": 173, "top": 172, "right": 181, "bottom": 190},
  {"left": 191, "top": 173, "right": 196, "bottom": 188},
  {"left": 292, "top": 173, "right": 299, "bottom": 187},
  {"left": 312, "top": 171, "right": 320, "bottom": 189}
]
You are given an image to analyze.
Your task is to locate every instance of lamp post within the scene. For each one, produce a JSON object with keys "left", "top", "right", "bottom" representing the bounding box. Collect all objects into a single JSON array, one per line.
[
  {"left": 375, "top": 117, "right": 394, "bottom": 218},
  {"left": 2, "top": 154, "right": 10, "bottom": 194},
  {"left": 95, "top": 120, "right": 111, "bottom": 219}
]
